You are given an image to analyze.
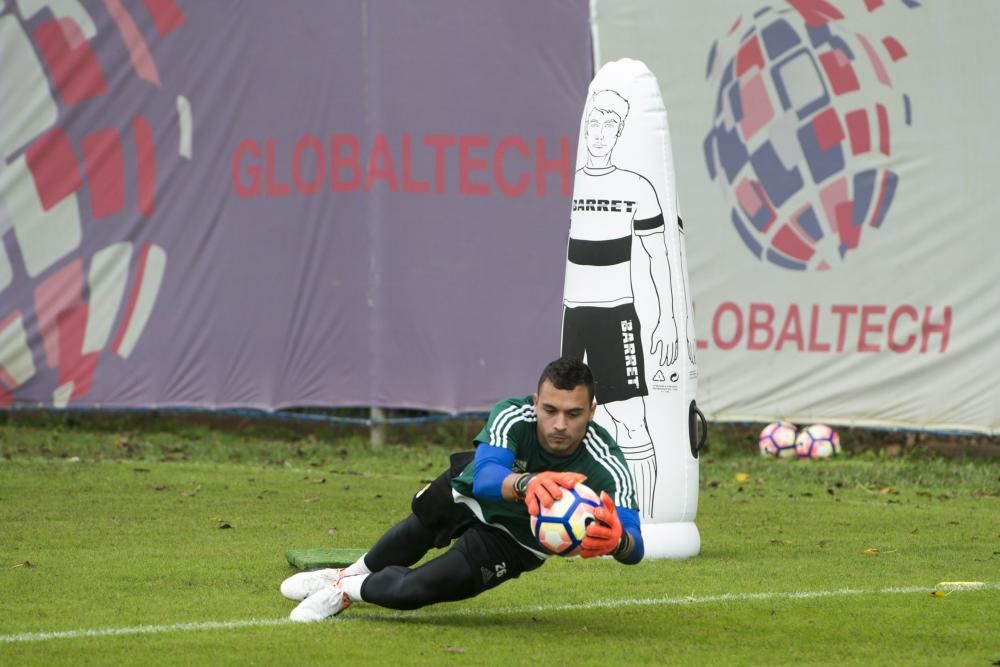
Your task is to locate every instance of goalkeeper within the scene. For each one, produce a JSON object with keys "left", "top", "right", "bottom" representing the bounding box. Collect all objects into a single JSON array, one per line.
[{"left": 282, "top": 357, "right": 644, "bottom": 621}]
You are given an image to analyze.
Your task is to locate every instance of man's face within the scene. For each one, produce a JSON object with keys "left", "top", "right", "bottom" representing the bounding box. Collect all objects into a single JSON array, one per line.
[
  {"left": 533, "top": 379, "right": 596, "bottom": 456},
  {"left": 585, "top": 108, "right": 622, "bottom": 158}
]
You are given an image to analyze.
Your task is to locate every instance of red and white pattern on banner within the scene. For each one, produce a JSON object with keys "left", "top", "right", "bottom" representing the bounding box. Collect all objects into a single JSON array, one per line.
[{"left": 0, "top": 0, "right": 185, "bottom": 407}]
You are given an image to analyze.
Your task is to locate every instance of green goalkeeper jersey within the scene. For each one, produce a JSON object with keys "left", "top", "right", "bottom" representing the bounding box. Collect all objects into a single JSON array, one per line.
[{"left": 451, "top": 395, "right": 638, "bottom": 558}]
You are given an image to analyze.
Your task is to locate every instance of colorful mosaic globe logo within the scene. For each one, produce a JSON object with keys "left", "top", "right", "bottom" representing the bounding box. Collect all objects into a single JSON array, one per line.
[{"left": 703, "top": 1, "right": 917, "bottom": 271}]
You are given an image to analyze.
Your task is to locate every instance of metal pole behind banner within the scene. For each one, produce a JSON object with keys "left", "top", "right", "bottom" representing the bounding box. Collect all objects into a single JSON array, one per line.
[{"left": 369, "top": 407, "right": 386, "bottom": 448}]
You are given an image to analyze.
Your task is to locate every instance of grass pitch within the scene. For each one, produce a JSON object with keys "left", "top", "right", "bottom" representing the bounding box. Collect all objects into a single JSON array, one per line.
[{"left": 0, "top": 415, "right": 997, "bottom": 665}]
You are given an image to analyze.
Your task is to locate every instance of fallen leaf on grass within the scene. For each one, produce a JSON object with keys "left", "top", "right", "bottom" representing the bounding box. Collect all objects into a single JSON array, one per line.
[
  {"left": 117, "top": 437, "right": 137, "bottom": 458},
  {"left": 12, "top": 561, "right": 33, "bottom": 568},
  {"left": 929, "top": 590, "right": 950, "bottom": 598},
  {"left": 303, "top": 497, "right": 321, "bottom": 503},
  {"left": 735, "top": 472, "right": 751, "bottom": 482},
  {"left": 443, "top": 647, "right": 465, "bottom": 654},
  {"left": 311, "top": 478, "right": 326, "bottom": 485},
  {"left": 863, "top": 547, "right": 898, "bottom": 556}
]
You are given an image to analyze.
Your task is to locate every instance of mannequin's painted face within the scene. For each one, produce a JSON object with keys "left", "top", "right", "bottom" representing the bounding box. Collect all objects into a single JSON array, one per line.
[{"left": 586, "top": 108, "right": 622, "bottom": 158}]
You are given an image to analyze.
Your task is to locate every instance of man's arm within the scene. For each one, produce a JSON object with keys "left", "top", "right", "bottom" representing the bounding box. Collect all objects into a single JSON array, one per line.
[
  {"left": 471, "top": 443, "right": 519, "bottom": 501},
  {"left": 678, "top": 226, "right": 697, "bottom": 365},
  {"left": 472, "top": 442, "right": 587, "bottom": 515},
  {"left": 638, "top": 232, "right": 678, "bottom": 367},
  {"left": 471, "top": 444, "right": 584, "bottom": 510},
  {"left": 614, "top": 506, "right": 644, "bottom": 564}
]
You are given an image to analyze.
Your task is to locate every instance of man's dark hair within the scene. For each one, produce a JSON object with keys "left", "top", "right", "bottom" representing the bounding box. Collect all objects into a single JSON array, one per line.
[{"left": 537, "top": 357, "right": 595, "bottom": 403}]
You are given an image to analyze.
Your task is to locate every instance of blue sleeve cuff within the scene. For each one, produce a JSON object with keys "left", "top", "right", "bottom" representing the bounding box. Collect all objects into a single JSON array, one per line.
[
  {"left": 472, "top": 443, "right": 515, "bottom": 501},
  {"left": 616, "top": 507, "right": 644, "bottom": 564}
]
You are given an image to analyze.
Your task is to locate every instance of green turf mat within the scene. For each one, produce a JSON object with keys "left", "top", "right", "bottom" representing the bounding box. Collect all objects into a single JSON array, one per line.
[{"left": 285, "top": 548, "right": 367, "bottom": 570}]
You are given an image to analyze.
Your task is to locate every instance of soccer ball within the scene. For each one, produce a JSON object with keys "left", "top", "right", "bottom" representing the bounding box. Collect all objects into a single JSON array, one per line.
[
  {"left": 530, "top": 482, "right": 600, "bottom": 557},
  {"left": 758, "top": 422, "right": 798, "bottom": 459},
  {"left": 795, "top": 424, "right": 842, "bottom": 459}
]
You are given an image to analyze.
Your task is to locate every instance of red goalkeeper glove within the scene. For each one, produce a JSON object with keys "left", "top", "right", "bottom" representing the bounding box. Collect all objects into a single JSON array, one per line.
[
  {"left": 580, "top": 491, "right": 623, "bottom": 558},
  {"left": 514, "top": 471, "right": 587, "bottom": 516}
]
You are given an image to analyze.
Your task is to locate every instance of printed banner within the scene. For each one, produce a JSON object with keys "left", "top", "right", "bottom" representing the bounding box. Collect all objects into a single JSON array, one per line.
[
  {"left": 0, "top": 1, "right": 593, "bottom": 413},
  {"left": 593, "top": 0, "right": 1000, "bottom": 433}
]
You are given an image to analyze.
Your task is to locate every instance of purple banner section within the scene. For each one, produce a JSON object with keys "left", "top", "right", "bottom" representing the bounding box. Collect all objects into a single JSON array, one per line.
[{"left": 0, "top": 1, "right": 592, "bottom": 413}]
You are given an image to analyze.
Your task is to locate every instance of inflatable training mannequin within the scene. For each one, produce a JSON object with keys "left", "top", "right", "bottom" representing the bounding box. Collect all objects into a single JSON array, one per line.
[{"left": 561, "top": 59, "right": 703, "bottom": 559}]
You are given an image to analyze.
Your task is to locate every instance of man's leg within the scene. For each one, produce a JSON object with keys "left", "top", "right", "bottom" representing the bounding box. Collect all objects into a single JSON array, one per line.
[
  {"left": 364, "top": 450, "right": 477, "bottom": 571},
  {"left": 561, "top": 306, "right": 589, "bottom": 365},
  {"left": 364, "top": 513, "right": 437, "bottom": 570},
  {"left": 290, "top": 483, "right": 458, "bottom": 593},
  {"left": 280, "top": 513, "right": 433, "bottom": 601},
  {"left": 603, "top": 397, "right": 657, "bottom": 518},
  {"left": 287, "top": 512, "right": 470, "bottom": 620},
  {"left": 288, "top": 454, "right": 487, "bottom": 620},
  {"left": 346, "top": 525, "right": 544, "bottom": 611},
  {"left": 349, "top": 549, "right": 476, "bottom": 610},
  {"left": 283, "top": 458, "right": 466, "bottom": 603},
  {"left": 290, "top": 525, "right": 542, "bottom": 620}
]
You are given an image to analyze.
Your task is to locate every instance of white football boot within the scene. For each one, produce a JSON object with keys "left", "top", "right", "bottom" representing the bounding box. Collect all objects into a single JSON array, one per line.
[
  {"left": 280, "top": 568, "right": 343, "bottom": 601},
  {"left": 288, "top": 580, "right": 352, "bottom": 622}
]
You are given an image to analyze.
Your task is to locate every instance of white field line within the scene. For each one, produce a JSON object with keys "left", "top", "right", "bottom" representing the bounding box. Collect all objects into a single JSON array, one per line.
[
  {"left": 1, "top": 582, "right": 995, "bottom": 644},
  {"left": 421, "top": 582, "right": 998, "bottom": 619}
]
